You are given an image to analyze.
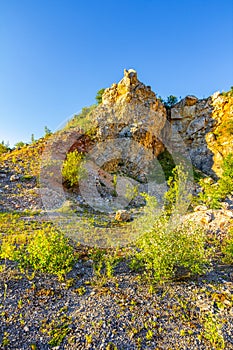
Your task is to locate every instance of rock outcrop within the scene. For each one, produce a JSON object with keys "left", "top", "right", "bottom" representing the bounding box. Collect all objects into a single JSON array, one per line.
[
  {"left": 206, "top": 91, "right": 233, "bottom": 176},
  {"left": 91, "top": 69, "right": 166, "bottom": 157},
  {"left": 38, "top": 68, "right": 233, "bottom": 212},
  {"left": 170, "top": 91, "right": 233, "bottom": 177},
  {"left": 169, "top": 96, "right": 216, "bottom": 176}
]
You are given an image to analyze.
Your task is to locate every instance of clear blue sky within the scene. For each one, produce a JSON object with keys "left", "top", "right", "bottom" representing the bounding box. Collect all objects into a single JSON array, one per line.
[{"left": 0, "top": 0, "right": 233, "bottom": 146}]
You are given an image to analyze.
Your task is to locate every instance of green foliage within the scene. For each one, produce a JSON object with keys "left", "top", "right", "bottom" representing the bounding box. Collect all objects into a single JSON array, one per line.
[
  {"left": 41, "top": 312, "right": 72, "bottom": 346},
  {"left": 198, "top": 312, "right": 225, "bottom": 349},
  {"left": 165, "top": 95, "right": 178, "bottom": 108},
  {"left": 198, "top": 178, "right": 222, "bottom": 209},
  {"left": 198, "top": 153, "right": 233, "bottom": 209},
  {"left": 221, "top": 86, "right": 233, "bottom": 97},
  {"left": 157, "top": 95, "right": 178, "bottom": 108},
  {"left": 64, "top": 105, "right": 96, "bottom": 132},
  {"left": 95, "top": 88, "right": 105, "bottom": 104},
  {"left": 0, "top": 141, "right": 10, "bottom": 155},
  {"left": 218, "top": 153, "right": 233, "bottom": 197},
  {"left": 14, "top": 141, "right": 26, "bottom": 148},
  {"left": 130, "top": 216, "right": 208, "bottom": 283},
  {"left": 88, "top": 247, "right": 123, "bottom": 286},
  {"left": 20, "top": 230, "right": 75, "bottom": 276},
  {"left": 31, "top": 134, "right": 35, "bottom": 143},
  {"left": 44, "top": 126, "right": 52, "bottom": 136},
  {"left": 129, "top": 166, "right": 209, "bottom": 283},
  {"left": 164, "top": 165, "right": 191, "bottom": 215},
  {"left": 157, "top": 149, "right": 203, "bottom": 183},
  {"left": 221, "top": 227, "right": 233, "bottom": 264},
  {"left": 157, "top": 149, "right": 176, "bottom": 181},
  {"left": 0, "top": 213, "right": 76, "bottom": 277},
  {"left": 62, "top": 150, "right": 86, "bottom": 186},
  {"left": 112, "top": 174, "right": 118, "bottom": 197}
]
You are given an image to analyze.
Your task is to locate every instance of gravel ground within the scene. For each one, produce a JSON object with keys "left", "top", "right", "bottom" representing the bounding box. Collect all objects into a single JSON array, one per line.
[
  {"left": 1, "top": 165, "right": 233, "bottom": 349},
  {"left": 0, "top": 258, "right": 233, "bottom": 350}
]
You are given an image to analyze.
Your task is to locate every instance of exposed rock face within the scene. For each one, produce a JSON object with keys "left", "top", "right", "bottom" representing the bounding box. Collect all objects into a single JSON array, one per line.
[
  {"left": 40, "top": 69, "right": 232, "bottom": 202},
  {"left": 91, "top": 69, "right": 166, "bottom": 157},
  {"left": 206, "top": 92, "right": 233, "bottom": 176},
  {"left": 170, "top": 91, "right": 233, "bottom": 177},
  {"left": 170, "top": 96, "right": 216, "bottom": 176}
]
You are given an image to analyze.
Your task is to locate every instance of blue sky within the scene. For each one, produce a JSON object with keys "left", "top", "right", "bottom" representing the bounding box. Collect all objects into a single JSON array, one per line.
[{"left": 0, "top": 0, "right": 233, "bottom": 146}]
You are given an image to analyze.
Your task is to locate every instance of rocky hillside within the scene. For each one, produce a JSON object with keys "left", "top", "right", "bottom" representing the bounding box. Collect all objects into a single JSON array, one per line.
[
  {"left": 0, "top": 71, "right": 233, "bottom": 350},
  {"left": 1, "top": 70, "right": 232, "bottom": 183}
]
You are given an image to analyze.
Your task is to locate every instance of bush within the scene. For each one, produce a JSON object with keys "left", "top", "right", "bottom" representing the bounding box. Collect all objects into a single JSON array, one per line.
[
  {"left": 164, "top": 164, "right": 191, "bottom": 215},
  {"left": 0, "top": 141, "right": 9, "bottom": 155},
  {"left": 198, "top": 153, "right": 233, "bottom": 209},
  {"left": 129, "top": 165, "right": 209, "bottom": 283},
  {"left": 198, "top": 178, "right": 222, "bottom": 209},
  {"left": 20, "top": 229, "right": 75, "bottom": 276},
  {"left": 62, "top": 150, "right": 86, "bottom": 186},
  {"left": 14, "top": 141, "right": 26, "bottom": 148},
  {"left": 96, "top": 88, "right": 105, "bottom": 104},
  {"left": 0, "top": 214, "right": 76, "bottom": 277},
  {"left": 222, "top": 227, "right": 233, "bottom": 264},
  {"left": 130, "top": 216, "right": 208, "bottom": 283},
  {"left": 218, "top": 153, "right": 233, "bottom": 197}
]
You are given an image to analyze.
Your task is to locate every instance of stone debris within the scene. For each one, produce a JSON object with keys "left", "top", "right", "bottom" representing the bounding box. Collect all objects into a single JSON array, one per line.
[{"left": 115, "top": 209, "right": 131, "bottom": 222}]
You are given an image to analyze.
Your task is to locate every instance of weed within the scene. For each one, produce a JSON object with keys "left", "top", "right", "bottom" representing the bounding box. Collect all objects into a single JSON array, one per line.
[
  {"left": 198, "top": 312, "right": 225, "bottom": 349},
  {"left": 75, "top": 286, "right": 86, "bottom": 296},
  {"left": 85, "top": 334, "right": 92, "bottom": 344},
  {"left": 1, "top": 331, "right": 10, "bottom": 346},
  {"left": 41, "top": 314, "right": 71, "bottom": 347}
]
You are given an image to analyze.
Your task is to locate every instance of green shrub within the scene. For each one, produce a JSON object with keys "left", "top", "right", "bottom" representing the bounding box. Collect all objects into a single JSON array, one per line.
[
  {"left": 14, "top": 141, "right": 26, "bottom": 148},
  {"left": 0, "top": 141, "right": 9, "bottom": 155},
  {"left": 218, "top": 153, "right": 233, "bottom": 197},
  {"left": 62, "top": 150, "right": 86, "bottom": 186},
  {"left": 20, "top": 229, "right": 75, "bottom": 276},
  {"left": 198, "top": 153, "right": 233, "bottom": 209},
  {"left": 222, "top": 227, "right": 233, "bottom": 264},
  {"left": 198, "top": 179, "right": 222, "bottom": 209},
  {"left": 164, "top": 165, "right": 191, "bottom": 215},
  {"left": 221, "top": 86, "right": 233, "bottom": 97},
  {"left": 96, "top": 88, "right": 105, "bottom": 104},
  {"left": 0, "top": 214, "right": 76, "bottom": 277},
  {"left": 64, "top": 105, "right": 96, "bottom": 131},
  {"left": 130, "top": 217, "right": 208, "bottom": 283},
  {"left": 157, "top": 149, "right": 176, "bottom": 181},
  {"left": 198, "top": 312, "right": 225, "bottom": 349}
]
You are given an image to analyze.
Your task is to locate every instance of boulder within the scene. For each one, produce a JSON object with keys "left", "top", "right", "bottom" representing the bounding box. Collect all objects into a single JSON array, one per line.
[{"left": 115, "top": 210, "right": 131, "bottom": 222}]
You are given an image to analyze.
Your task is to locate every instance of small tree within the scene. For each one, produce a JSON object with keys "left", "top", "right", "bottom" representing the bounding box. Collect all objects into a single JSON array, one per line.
[
  {"left": 0, "top": 141, "right": 10, "bottom": 155},
  {"left": 44, "top": 126, "right": 52, "bottom": 136},
  {"left": 96, "top": 88, "right": 105, "bottom": 105},
  {"left": 165, "top": 95, "right": 178, "bottom": 108},
  {"left": 157, "top": 95, "right": 179, "bottom": 108},
  {"left": 15, "top": 141, "right": 25, "bottom": 148}
]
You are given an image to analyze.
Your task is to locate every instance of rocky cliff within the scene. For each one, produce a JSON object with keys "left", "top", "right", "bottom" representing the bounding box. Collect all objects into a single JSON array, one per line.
[
  {"left": 91, "top": 69, "right": 166, "bottom": 157},
  {"left": 89, "top": 69, "right": 232, "bottom": 179},
  {"left": 170, "top": 90, "right": 233, "bottom": 177}
]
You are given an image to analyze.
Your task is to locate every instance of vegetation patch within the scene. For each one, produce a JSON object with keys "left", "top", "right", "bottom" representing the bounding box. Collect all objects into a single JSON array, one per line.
[{"left": 0, "top": 213, "right": 76, "bottom": 277}]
